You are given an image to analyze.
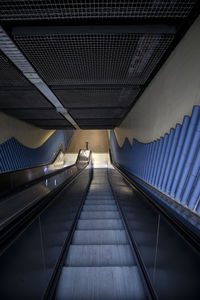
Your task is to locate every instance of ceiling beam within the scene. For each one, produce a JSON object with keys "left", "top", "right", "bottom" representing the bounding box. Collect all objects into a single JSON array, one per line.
[
  {"left": 1, "top": 106, "right": 127, "bottom": 110},
  {"left": 0, "top": 26, "right": 79, "bottom": 129},
  {"left": 51, "top": 84, "right": 142, "bottom": 90},
  {"left": 0, "top": 86, "right": 35, "bottom": 91},
  {"left": 13, "top": 25, "right": 177, "bottom": 36}
]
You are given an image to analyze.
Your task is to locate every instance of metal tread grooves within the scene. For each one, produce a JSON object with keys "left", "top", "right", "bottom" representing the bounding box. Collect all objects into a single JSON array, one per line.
[
  {"left": 55, "top": 266, "right": 146, "bottom": 300},
  {"left": 72, "top": 230, "right": 128, "bottom": 245},
  {"left": 55, "top": 170, "right": 146, "bottom": 300},
  {"left": 65, "top": 244, "right": 135, "bottom": 267}
]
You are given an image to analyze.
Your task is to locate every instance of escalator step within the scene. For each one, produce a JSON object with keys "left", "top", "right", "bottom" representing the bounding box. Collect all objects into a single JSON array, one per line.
[
  {"left": 80, "top": 211, "right": 120, "bottom": 219},
  {"left": 65, "top": 244, "right": 135, "bottom": 267},
  {"left": 87, "top": 192, "right": 113, "bottom": 196},
  {"left": 55, "top": 266, "right": 146, "bottom": 300},
  {"left": 77, "top": 219, "right": 123, "bottom": 230},
  {"left": 84, "top": 199, "right": 115, "bottom": 205},
  {"left": 72, "top": 230, "right": 128, "bottom": 245},
  {"left": 89, "top": 190, "right": 111, "bottom": 193},
  {"left": 89, "top": 187, "right": 111, "bottom": 191},
  {"left": 90, "top": 185, "right": 111, "bottom": 188},
  {"left": 86, "top": 196, "right": 115, "bottom": 200},
  {"left": 91, "top": 181, "right": 109, "bottom": 184},
  {"left": 83, "top": 204, "right": 118, "bottom": 211}
]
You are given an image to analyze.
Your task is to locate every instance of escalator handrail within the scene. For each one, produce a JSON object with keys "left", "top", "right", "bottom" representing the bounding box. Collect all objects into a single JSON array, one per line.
[
  {"left": 0, "top": 144, "right": 64, "bottom": 175},
  {"left": 0, "top": 149, "right": 84, "bottom": 199},
  {"left": 0, "top": 151, "right": 91, "bottom": 256}
]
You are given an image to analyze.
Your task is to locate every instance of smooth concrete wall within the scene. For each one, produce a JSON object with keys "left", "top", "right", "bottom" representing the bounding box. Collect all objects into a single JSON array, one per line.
[
  {"left": 115, "top": 16, "right": 200, "bottom": 145},
  {"left": 0, "top": 112, "right": 54, "bottom": 148}
]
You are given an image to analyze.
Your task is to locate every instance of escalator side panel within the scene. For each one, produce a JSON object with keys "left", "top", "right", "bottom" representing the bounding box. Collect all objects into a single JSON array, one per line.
[
  {"left": 108, "top": 169, "right": 200, "bottom": 300},
  {"left": 0, "top": 169, "right": 91, "bottom": 300}
]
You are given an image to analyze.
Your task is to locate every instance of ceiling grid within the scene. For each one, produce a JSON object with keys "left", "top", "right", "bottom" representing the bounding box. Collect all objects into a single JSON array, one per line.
[
  {"left": 0, "top": 1, "right": 196, "bottom": 20},
  {"left": 0, "top": 0, "right": 199, "bottom": 129}
]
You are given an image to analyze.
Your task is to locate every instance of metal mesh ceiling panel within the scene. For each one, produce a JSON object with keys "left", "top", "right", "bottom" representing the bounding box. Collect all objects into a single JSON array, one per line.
[
  {"left": 53, "top": 87, "right": 140, "bottom": 108},
  {"left": 28, "top": 119, "right": 73, "bottom": 129},
  {"left": 0, "top": 1, "right": 196, "bottom": 21},
  {"left": 69, "top": 108, "right": 125, "bottom": 119},
  {"left": 1, "top": 2, "right": 197, "bottom": 130},
  {"left": 0, "top": 90, "right": 53, "bottom": 108},
  {"left": 14, "top": 33, "right": 174, "bottom": 86},
  {"left": 76, "top": 118, "right": 120, "bottom": 128},
  {"left": 0, "top": 51, "right": 30, "bottom": 86},
  {"left": 1, "top": 108, "right": 64, "bottom": 120}
]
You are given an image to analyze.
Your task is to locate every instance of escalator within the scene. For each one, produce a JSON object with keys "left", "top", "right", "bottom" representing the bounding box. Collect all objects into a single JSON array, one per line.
[
  {"left": 0, "top": 149, "right": 90, "bottom": 249},
  {"left": 54, "top": 168, "right": 149, "bottom": 300},
  {"left": 0, "top": 159, "right": 200, "bottom": 299}
]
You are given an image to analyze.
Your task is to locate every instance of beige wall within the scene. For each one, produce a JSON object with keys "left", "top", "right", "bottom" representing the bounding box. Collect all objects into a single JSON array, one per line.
[
  {"left": 115, "top": 16, "right": 200, "bottom": 146},
  {"left": 67, "top": 129, "right": 109, "bottom": 153},
  {"left": 0, "top": 112, "right": 54, "bottom": 148}
]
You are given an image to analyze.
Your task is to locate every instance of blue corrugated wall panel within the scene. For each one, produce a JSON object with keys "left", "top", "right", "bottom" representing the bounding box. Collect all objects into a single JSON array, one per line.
[
  {"left": 157, "top": 132, "right": 169, "bottom": 189},
  {"left": 171, "top": 107, "right": 200, "bottom": 198},
  {"left": 159, "top": 128, "right": 174, "bottom": 190},
  {"left": 110, "top": 105, "right": 200, "bottom": 216},
  {"left": 182, "top": 146, "right": 200, "bottom": 206},
  {"left": 167, "top": 115, "right": 190, "bottom": 196},
  {"left": 0, "top": 130, "right": 74, "bottom": 173},
  {"left": 176, "top": 116, "right": 200, "bottom": 201}
]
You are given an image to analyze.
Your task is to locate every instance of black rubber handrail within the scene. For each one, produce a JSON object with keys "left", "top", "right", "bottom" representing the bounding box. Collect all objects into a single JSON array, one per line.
[{"left": 0, "top": 150, "right": 78, "bottom": 199}]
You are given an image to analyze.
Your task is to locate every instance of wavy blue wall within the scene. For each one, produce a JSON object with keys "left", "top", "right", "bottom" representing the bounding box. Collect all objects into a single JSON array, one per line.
[
  {"left": 110, "top": 105, "right": 200, "bottom": 214},
  {"left": 0, "top": 130, "right": 74, "bottom": 173}
]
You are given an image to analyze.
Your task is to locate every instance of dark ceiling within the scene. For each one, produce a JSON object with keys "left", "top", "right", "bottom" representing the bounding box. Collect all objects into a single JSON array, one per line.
[{"left": 0, "top": 1, "right": 199, "bottom": 129}]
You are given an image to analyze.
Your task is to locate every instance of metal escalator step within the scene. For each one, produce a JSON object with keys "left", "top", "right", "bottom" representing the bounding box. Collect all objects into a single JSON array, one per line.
[
  {"left": 88, "top": 188, "right": 112, "bottom": 194},
  {"left": 84, "top": 199, "right": 115, "bottom": 205},
  {"left": 80, "top": 211, "right": 120, "bottom": 219},
  {"left": 86, "top": 196, "right": 115, "bottom": 200},
  {"left": 89, "top": 187, "right": 111, "bottom": 190},
  {"left": 65, "top": 245, "right": 135, "bottom": 267},
  {"left": 55, "top": 266, "right": 146, "bottom": 300},
  {"left": 91, "top": 184, "right": 110, "bottom": 187},
  {"left": 87, "top": 192, "right": 113, "bottom": 196},
  {"left": 90, "top": 182, "right": 110, "bottom": 184},
  {"left": 88, "top": 191, "right": 112, "bottom": 195},
  {"left": 90, "top": 185, "right": 111, "bottom": 189},
  {"left": 89, "top": 191, "right": 112, "bottom": 194},
  {"left": 91, "top": 181, "right": 109, "bottom": 184},
  {"left": 83, "top": 204, "right": 118, "bottom": 211},
  {"left": 87, "top": 195, "right": 113, "bottom": 199},
  {"left": 87, "top": 195, "right": 114, "bottom": 198},
  {"left": 89, "top": 187, "right": 111, "bottom": 191},
  {"left": 86, "top": 196, "right": 114, "bottom": 200},
  {"left": 77, "top": 219, "right": 123, "bottom": 230},
  {"left": 72, "top": 230, "right": 128, "bottom": 245}
]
